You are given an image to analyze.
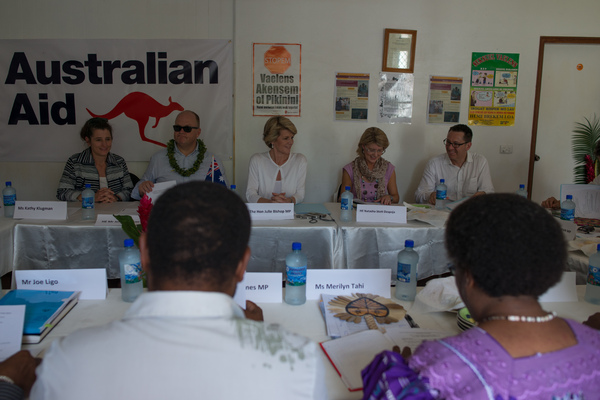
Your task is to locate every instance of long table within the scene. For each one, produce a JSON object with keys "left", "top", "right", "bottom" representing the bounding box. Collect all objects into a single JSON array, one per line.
[
  {"left": 16, "top": 286, "right": 600, "bottom": 400},
  {"left": 3, "top": 202, "right": 591, "bottom": 284},
  {"left": 7, "top": 203, "right": 340, "bottom": 279},
  {"left": 0, "top": 215, "right": 16, "bottom": 278}
]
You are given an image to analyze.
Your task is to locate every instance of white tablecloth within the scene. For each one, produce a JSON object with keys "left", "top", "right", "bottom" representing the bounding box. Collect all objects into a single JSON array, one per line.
[
  {"left": 10, "top": 203, "right": 341, "bottom": 279},
  {"left": 3, "top": 202, "right": 589, "bottom": 284},
  {"left": 325, "top": 203, "right": 450, "bottom": 279},
  {"left": 247, "top": 215, "right": 340, "bottom": 273},
  {"left": 12, "top": 203, "right": 135, "bottom": 279},
  {"left": 0, "top": 216, "right": 16, "bottom": 277},
  {"left": 568, "top": 251, "right": 590, "bottom": 284}
]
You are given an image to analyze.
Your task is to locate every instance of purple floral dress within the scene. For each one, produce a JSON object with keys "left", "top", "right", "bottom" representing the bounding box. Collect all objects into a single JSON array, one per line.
[{"left": 362, "top": 320, "right": 600, "bottom": 400}]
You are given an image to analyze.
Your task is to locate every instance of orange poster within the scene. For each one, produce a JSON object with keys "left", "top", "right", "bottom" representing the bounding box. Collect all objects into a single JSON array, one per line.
[{"left": 253, "top": 43, "right": 301, "bottom": 116}]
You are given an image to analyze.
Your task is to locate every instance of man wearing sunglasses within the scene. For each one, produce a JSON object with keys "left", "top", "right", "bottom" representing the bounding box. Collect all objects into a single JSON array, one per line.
[
  {"left": 415, "top": 124, "right": 494, "bottom": 205},
  {"left": 132, "top": 110, "right": 227, "bottom": 199}
]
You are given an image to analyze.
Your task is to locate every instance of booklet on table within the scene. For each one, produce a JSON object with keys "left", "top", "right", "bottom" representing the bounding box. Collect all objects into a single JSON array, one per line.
[
  {"left": 0, "top": 290, "right": 80, "bottom": 344},
  {"left": 320, "top": 327, "right": 450, "bottom": 391}
]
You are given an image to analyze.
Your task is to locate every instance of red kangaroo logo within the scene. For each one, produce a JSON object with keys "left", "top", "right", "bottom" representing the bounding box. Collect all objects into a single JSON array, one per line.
[{"left": 86, "top": 92, "right": 184, "bottom": 147}]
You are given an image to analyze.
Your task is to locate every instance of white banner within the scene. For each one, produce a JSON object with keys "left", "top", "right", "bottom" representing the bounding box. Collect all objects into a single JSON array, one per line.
[{"left": 0, "top": 39, "right": 233, "bottom": 162}]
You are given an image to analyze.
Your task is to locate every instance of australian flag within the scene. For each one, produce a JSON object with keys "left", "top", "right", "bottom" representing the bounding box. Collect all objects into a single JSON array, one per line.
[{"left": 205, "top": 158, "right": 226, "bottom": 186}]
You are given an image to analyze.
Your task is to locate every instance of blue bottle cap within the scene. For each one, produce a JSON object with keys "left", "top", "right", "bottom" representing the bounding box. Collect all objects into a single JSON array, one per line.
[
  {"left": 292, "top": 242, "right": 302, "bottom": 250},
  {"left": 519, "top": 184, "right": 525, "bottom": 189},
  {"left": 5, "top": 181, "right": 11, "bottom": 186},
  {"left": 230, "top": 185, "right": 236, "bottom": 190},
  {"left": 566, "top": 194, "right": 572, "bottom": 200},
  {"left": 124, "top": 239, "right": 134, "bottom": 248},
  {"left": 345, "top": 186, "right": 351, "bottom": 190},
  {"left": 405, "top": 240, "right": 414, "bottom": 248},
  {"left": 440, "top": 179, "right": 445, "bottom": 183},
  {"left": 85, "top": 184, "right": 91, "bottom": 188},
  {"left": 597, "top": 244, "right": 600, "bottom": 251}
]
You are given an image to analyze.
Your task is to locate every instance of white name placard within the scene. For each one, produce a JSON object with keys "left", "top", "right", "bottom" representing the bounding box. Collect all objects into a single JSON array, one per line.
[
  {"left": 13, "top": 201, "right": 67, "bottom": 220},
  {"left": 246, "top": 203, "right": 295, "bottom": 220},
  {"left": 539, "top": 271, "right": 578, "bottom": 303},
  {"left": 356, "top": 205, "right": 406, "bottom": 223},
  {"left": 96, "top": 214, "right": 141, "bottom": 226},
  {"left": 233, "top": 272, "right": 283, "bottom": 307},
  {"left": 243, "top": 272, "right": 283, "bottom": 303},
  {"left": 556, "top": 218, "right": 576, "bottom": 241},
  {"left": 306, "top": 269, "right": 391, "bottom": 300},
  {"left": 15, "top": 269, "right": 108, "bottom": 299}
]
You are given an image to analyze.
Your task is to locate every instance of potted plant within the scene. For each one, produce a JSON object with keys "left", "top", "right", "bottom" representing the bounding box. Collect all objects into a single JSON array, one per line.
[{"left": 572, "top": 115, "right": 600, "bottom": 184}]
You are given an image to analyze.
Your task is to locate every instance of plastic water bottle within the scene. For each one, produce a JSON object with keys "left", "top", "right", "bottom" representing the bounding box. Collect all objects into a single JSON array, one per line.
[
  {"left": 560, "top": 195, "right": 575, "bottom": 221},
  {"left": 284, "top": 242, "right": 307, "bottom": 305},
  {"left": 585, "top": 244, "right": 600, "bottom": 305},
  {"left": 435, "top": 179, "right": 447, "bottom": 210},
  {"left": 516, "top": 184, "right": 527, "bottom": 198},
  {"left": 119, "top": 239, "right": 143, "bottom": 302},
  {"left": 81, "top": 184, "right": 95, "bottom": 220},
  {"left": 340, "top": 186, "right": 353, "bottom": 222},
  {"left": 395, "top": 240, "right": 419, "bottom": 301},
  {"left": 3, "top": 182, "right": 16, "bottom": 218}
]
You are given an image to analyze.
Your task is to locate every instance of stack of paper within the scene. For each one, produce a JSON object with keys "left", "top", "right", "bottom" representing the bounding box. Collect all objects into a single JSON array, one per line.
[{"left": 320, "top": 327, "right": 450, "bottom": 391}]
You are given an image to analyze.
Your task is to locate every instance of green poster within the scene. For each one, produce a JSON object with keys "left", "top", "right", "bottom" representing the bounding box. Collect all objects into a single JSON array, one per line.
[{"left": 469, "top": 52, "right": 519, "bottom": 126}]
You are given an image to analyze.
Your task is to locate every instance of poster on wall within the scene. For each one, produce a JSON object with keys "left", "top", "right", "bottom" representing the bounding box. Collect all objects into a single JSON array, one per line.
[
  {"left": 468, "top": 52, "right": 519, "bottom": 126},
  {"left": 377, "top": 73, "right": 413, "bottom": 124},
  {"left": 0, "top": 39, "right": 233, "bottom": 162},
  {"left": 335, "top": 73, "right": 369, "bottom": 121},
  {"left": 427, "top": 76, "right": 463, "bottom": 124},
  {"left": 252, "top": 43, "right": 301, "bottom": 117}
]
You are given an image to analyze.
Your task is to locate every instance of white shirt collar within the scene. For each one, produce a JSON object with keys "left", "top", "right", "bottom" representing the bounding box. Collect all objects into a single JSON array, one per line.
[{"left": 124, "top": 291, "right": 245, "bottom": 320}]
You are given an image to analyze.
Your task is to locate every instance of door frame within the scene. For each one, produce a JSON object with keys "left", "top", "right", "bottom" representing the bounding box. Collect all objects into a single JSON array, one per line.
[{"left": 527, "top": 36, "right": 600, "bottom": 197}]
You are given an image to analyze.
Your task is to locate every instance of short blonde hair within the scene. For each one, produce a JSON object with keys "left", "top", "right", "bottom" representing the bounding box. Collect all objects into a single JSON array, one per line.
[
  {"left": 262, "top": 116, "right": 298, "bottom": 148},
  {"left": 356, "top": 127, "right": 389, "bottom": 157}
]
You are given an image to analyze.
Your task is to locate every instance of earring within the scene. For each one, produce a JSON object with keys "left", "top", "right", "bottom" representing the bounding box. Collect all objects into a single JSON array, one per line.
[{"left": 270, "top": 143, "right": 273, "bottom": 148}]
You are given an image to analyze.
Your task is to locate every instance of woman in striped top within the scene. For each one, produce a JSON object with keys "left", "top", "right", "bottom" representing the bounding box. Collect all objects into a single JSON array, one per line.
[{"left": 57, "top": 118, "right": 133, "bottom": 202}]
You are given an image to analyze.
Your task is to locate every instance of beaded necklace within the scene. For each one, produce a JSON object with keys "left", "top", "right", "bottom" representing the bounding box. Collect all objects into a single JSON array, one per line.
[
  {"left": 480, "top": 311, "right": 556, "bottom": 323},
  {"left": 361, "top": 177, "right": 380, "bottom": 200},
  {"left": 167, "top": 139, "right": 206, "bottom": 177}
]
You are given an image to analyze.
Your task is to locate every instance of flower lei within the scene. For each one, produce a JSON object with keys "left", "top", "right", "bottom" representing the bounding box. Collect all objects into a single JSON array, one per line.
[
  {"left": 113, "top": 194, "right": 153, "bottom": 248},
  {"left": 167, "top": 139, "right": 206, "bottom": 177},
  {"left": 584, "top": 154, "right": 596, "bottom": 184}
]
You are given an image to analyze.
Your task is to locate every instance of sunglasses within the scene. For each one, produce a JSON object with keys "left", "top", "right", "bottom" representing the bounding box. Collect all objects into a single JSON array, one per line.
[{"left": 173, "top": 125, "right": 199, "bottom": 133}]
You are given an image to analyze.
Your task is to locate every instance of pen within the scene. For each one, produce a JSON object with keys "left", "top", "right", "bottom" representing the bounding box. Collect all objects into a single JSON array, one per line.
[{"left": 405, "top": 314, "right": 420, "bottom": 328}]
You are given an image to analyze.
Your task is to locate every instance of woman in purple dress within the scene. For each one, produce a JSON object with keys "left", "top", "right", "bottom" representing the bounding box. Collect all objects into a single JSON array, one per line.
[
  {"left": 340, "top": 127, "right": 399, "bottom": 205},
  {"left": 362, "top": 194, "right": 600, "bottom": 400}
]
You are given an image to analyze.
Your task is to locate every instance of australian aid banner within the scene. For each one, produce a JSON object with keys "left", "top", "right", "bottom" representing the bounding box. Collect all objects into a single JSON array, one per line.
[{"left": 0, "top": 39, "right": 232, "bottom": 162}]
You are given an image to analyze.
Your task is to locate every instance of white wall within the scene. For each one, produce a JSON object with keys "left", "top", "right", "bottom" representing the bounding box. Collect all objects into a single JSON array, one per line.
[{"left": 2, "top": 0, "right": 600, "bottom": 203}]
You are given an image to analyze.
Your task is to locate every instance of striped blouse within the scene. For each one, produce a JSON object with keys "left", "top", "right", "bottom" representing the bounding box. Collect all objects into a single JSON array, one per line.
[{"left": 56, "top": 147, "right": 133, "bottom": 201}]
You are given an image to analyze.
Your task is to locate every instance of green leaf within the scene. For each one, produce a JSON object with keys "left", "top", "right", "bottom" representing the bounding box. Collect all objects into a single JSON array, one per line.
[
  {"left": 572, "top": 114, "right": 600, "bottom": 183},
  {"left": 113, "top": 214, "right": 142, "bottom": 248}
]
